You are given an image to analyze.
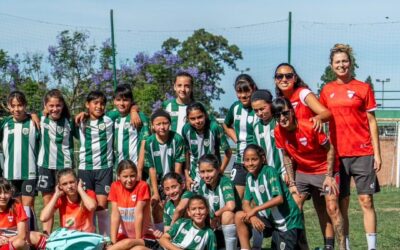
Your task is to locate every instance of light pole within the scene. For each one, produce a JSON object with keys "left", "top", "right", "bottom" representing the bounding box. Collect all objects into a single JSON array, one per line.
[{"left": 376, "top": 78, "right": 390, "bottom": 108}]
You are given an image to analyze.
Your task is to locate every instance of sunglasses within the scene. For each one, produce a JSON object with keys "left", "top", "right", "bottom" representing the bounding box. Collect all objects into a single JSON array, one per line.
[
  {"left": 273, "top": 110, "right": 291, "bottom": 119},
  {"left": 275, "top": 73, "right": 295, "bottom": 81}
]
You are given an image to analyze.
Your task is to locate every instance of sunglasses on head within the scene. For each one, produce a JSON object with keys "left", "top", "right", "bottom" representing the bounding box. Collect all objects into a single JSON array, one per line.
[
  {"left": 273, "top": 110, "right": 291, "bottom": 119},
  {"left": 275, "top": 73, "right": 295, "bottom": 81}
]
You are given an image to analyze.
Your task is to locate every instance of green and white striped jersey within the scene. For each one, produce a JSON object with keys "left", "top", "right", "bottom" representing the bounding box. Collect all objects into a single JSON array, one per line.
[
  {"left": 162, "top": 99, "right": 187, "bottom": 136},
  {"left": 114, "top": 111, "right": 150, "bottom": 164},
  {"left": 168, "top": 218, "right": 217, "bottom": 250},
  {"left": 144, "top": 131, "right": 185, "bottom": 180},
  {"left": 37, "top": 116, "right": 74, "bottom": 170},
  {"left": 224, "top": 101, "right": 258, "bottom": 164},
  {"left": 163, "top": 190, "right": 193, "bottom": 226},
  {"left": 198, "top": 175, "right": 241, "bottom": 216},
  {"left": 253, "top": 119, "right": 284, "bottom": 174},
  {"left": 2, "top": 117, "right": 39, "bottom": 180},
  {"left": 181, "top": 120, "right": 230, "bottom": 181},
  {"left": 244, "top": 165, "right": 304, "bottom": 232},
  {"left": 77, "top": 115, "right": 114, "bottom": 170}
]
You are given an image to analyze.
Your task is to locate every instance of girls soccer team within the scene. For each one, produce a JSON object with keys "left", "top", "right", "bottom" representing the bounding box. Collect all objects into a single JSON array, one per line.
[{"left": 0, "top": 43, "right": 381, "bottom": 250}]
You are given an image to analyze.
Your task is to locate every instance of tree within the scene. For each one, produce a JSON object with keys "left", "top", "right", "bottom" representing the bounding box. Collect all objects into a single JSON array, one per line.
[
  {"left": 162, "top": 29, "right": 242, "bottom": 107},
  {"left": 365, "top": 75, "right": 374, "bottom": 90},
  {"left": 48, "top": 30, "right": 97, "bottom": 113}
]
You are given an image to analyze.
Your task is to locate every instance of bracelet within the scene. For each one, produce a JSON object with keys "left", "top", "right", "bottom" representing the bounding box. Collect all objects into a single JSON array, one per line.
[
  {"left": 325, "top": 173, "right": 333, "bottom": 178},
  {"left": 289, "top": 181, "right": 296, "bottom": 187}
]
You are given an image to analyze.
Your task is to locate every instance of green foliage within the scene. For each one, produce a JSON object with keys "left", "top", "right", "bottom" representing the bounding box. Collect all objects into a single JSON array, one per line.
[
  {"left": 162, "top": 29, "right": 242, "bottom": 107},
  {"left": 133, "top": 84, "right": 163, "bottom": 115},
  {"left": 365, "top": 75, "right": 374, "bottom": 90}
]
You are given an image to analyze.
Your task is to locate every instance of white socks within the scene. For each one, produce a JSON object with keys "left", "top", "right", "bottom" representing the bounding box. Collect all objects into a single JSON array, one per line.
[
  {"left": 345, "top": 235, "right": 351, "bottom": 250},
  {"left": 96, "top": 209, "right": 110, "bottom": 236},
  {"left": 222, "top": 224, "right": 237, "bottom": 250},
  {"left": 251, "top": 228, "right": 263, "bottom": 250},
  {"left": 366, "top": 233, "right": 377, "bottom": 250}
]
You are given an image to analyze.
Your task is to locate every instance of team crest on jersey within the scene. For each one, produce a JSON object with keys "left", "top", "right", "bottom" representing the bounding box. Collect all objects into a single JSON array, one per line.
[
  {"left": 330, "top": 93, "right": 335, "bottom": 98},
  {"left": 131, "top": 194, "right": 137, "bottom": 201},
  {"left": 7, "top": 216, "right": 13, "bottom": 222},
  {"left": 234, "top": 115, "right": 241, "bottom": 120},
  {"left": 292, "top": 101, "right": 298, "bottom": 109},
  {"left": 204, "top": 139, "right": 210, "bottom": 147},
  {"left": 194, "top": 236, "right": 202, "bottom": 243},
  {"left": 25, "top": 185, "right": 32, "bottom": 193},
  {"left": 280, "top": 241, "right": 286, "bottom": 250},
  {"left": 98, "top": 123, "right": 106, "bottom": 131},
  {"left": 105, "top": 185, "right": 110, "bottom": 194},
  {"left": 299, "top": 137, "right": 307, "bottom": 146},
  {"left": 259, "top": 185, "right": 265, "bottom": 193},
  {"left": 153, "top": 151, "right": 161, "bottom": 157},
  {"left": 22, "top": 128, "right": 29, "bottom": 135},
  {"left": 213, "top": 196, "right": 219, "bottom": 204},
  {"left": 56, "top": 126, "right": 64, "bottom": 134},
  {"left": 347, "top": 90, "right": 355, "bottom": 99}
]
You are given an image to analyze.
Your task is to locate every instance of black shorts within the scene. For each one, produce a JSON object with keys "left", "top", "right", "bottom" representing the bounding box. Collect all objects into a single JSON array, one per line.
[
  {"left": 340, "top": 155, "right": 380, "bottom": 196},
  {"left": 78, "top": 168, "right": 113, "bottom": 195},
  {"left": 247, "top": 215, "right": 274, "bottom": 239},
  {"left": 37, "top": 167, "right": 64, "bottom": 193},
  {"left": 144, "top": 238, "right": 160, "bottom": 249},
  {"left": 10, "top": 179, "right": 37, "bottom": 197},
  {"left": 230, "top": 162, "right": 248, "bottom": 186},
  {"left": 271, "top": 228, "right": 307, "bottom": 250}
]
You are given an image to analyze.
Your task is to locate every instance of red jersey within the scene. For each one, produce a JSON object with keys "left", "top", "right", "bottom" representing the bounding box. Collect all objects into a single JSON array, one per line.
[
  {"left": 275, "top": 120, "right": 339, "bottom": 174},
  {"left": 290, "top": 87, "right": 315, "bottom": 120},
  {"left": 0, "top": 202, "right": 27, "bottom": 233},
  {"left": 55, "top": 189, "right": 96, "bottom": 233},
  {"left": 108, "top": 180, "right": 154, "bottom": 239},
  {"left": 320, "top": 79, "right": 376, "bottom": 157}
]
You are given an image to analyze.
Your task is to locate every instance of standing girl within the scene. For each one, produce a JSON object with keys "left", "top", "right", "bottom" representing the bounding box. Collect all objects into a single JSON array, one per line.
[
  {"left": 36, "top": 89, "right": 75, "bottom": 234},
  {"left": 274, "top": 63, "right": 331, "bottom": 131},
  {"left": 223, "top": 74, "right": 258, "bottom": 198},
  {"left": 198, "top": 154, "right": 240, "bottom": 250},
  {"left": 320, "top": 44, "right": 381, "bottom": 250},
  {"left": 40, "top": 168, "right": 97, "bottom": 233},
  {"left": 159, "top": 195, "right": 217, "bottom": 250},
  {"left": 182, "top": 102, "right": 231, "bottom": 192},
  {"left": 162, "top": 72, "right": 195, "bottom": 136},
  {"left": 2, "top": 90, "right": 40, "bottom": 231},
  {"left": 108, "top": 160, "right": 159, "bottom": 250},
  {"left": 162, "top": 172, "right": 193, "bottom": 232}
]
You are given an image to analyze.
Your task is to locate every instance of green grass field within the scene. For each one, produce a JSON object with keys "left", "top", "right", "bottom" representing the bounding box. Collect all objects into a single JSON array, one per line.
[{"left": 35, "top": 187, "right": 400, "bottom": 249}]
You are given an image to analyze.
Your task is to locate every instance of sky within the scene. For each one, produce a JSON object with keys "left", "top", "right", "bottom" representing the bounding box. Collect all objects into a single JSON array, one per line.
[{"left": 0, "top": 0, "right": 399, "bottom": 109}]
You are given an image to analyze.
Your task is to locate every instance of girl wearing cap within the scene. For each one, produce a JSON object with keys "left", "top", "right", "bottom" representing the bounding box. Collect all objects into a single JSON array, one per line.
[
  {"left": 144, "top": 109, "right": 186, "bottom": 233},
  {"left": 320, "top": 44, "right": 381, "bottom": 250}
]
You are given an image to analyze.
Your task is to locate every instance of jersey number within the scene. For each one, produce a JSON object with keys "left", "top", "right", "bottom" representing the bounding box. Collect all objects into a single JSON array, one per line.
[{"left": 38, "top": 175, "right": 49, "bottom": 189}]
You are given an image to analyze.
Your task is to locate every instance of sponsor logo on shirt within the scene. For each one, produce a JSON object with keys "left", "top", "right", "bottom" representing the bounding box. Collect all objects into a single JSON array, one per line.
[
  {"left": 7, "top": 216, "right": 13, "bottom": 222},
  {"left": 347, "top": 90, "right": 355, "bottom": 99},
  {"left": 98, "top": 123, "right": 106, "bottom": 131},
  {"left": 213, "top": 196, "right": 219, "bottom": 204},
  {"left": 8, "top": 129, "right": 14, "bottom": 134},
  {"left": 22, "top": 128, "right": 29, "bottom": 135},
  {"left": 234, "top": 115, "right": 241, "bottom": 120},
  {"left": 292, "top": 101, "right": 299, "bottom": 109},
  {"left": 190, "top": 140, "right": 198, "bottom": 145},
  {"left": 330, "top": 93, "right": 335, "bottom": 98},
  {"left": 299, "top": 137, "right": 307, "bottom": 146},
  {"left": 153, "top": 151, "right": 161, "bottom": 157},
  {"left": 170, "top": 111, "right": 179, "bottom": 116}
]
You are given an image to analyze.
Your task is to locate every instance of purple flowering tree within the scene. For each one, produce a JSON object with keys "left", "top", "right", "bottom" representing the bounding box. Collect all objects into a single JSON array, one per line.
[{"left": 48, "top": 30, "right": 97, "bottom": 112}]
